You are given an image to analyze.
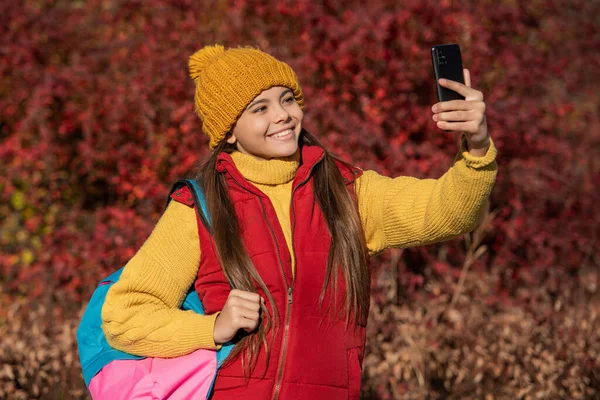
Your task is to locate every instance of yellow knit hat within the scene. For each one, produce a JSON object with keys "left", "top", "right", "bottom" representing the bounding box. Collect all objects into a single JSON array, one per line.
[{"left": 189, "top": 45, "right": 304, "bottom": 149}]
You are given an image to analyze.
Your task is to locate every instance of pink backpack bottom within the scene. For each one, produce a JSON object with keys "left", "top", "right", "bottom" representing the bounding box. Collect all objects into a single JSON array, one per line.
[{"left": 88, "top": 349, "right": 217, "bottom": 399}]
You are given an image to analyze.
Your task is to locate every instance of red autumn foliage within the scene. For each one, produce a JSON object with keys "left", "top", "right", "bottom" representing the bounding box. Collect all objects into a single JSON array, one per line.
[{"left": 1, "top": 0, "right": 599, "bottom": 398}]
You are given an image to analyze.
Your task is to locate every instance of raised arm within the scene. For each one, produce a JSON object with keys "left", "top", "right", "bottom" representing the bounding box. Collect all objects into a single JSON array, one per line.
[{"left": 357, "top": 137, "right": 497, "bottom": 254}]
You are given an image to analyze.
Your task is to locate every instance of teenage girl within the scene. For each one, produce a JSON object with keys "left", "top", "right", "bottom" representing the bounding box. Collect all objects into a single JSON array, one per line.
[{"left": 101, "top": 44, "right": 497, "bottom": 399}]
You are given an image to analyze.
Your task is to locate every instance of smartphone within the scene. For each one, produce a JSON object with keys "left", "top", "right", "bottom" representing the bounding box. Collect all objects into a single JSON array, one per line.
[{"left": 431, "top": 44, "right": 465, "bottom": 102}]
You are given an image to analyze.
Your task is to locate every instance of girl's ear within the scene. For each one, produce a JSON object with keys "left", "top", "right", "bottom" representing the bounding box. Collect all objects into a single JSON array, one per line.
[{"left": 225, "top": 131, "right": 237, "bottom": 145}]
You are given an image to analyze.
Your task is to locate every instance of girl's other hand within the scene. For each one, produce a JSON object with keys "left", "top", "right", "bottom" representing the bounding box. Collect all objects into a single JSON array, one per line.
[
  {"left": 213, "top": 289, "right": 263, "bottom": 344},
  {"left": 431, "top": 69, "right": 490, "bottom": 156}
]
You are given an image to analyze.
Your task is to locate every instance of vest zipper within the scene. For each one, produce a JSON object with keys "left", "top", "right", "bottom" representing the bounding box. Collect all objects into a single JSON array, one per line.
[{"left": 272, "top": 286, "right": 293, "bottom": 400}]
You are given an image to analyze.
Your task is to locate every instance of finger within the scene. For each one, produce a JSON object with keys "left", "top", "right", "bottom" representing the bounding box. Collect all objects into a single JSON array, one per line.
[
  {"left": 435, "top": 120, "right": 480, "bottom": 133},
  {"left": 228, "top": 310, "right": 259, "bottom": 330},
  {"left": 238, "top": 317, "right": 259, "bottom": 332},
  {"left": 226, "top": 297, "right": 261, "bottom": 314},
  {"left": 239, "top": 313, "right": 260, "bottom": 332},
  {"left": 438, "top": 78, "right": 479, "bottom": 98},
  {"left": 433, "top": 110, "right": 477, "bottom": 122},
  {"left": 239, "top": 309, "right": 260, "bottom": 323},
  {"left": 229, "top": 303, "right": 261, "bottom": 318},
  {"left": 229, "top": 289, "right": 261, "bottom": 303},
  {"left": 463, "top": 69, "right": 471, "bottom": 88},
  {"left": 239, "top": 299, "right": 261, "bottom": 312},
  {"left": 242, "top": 323, "right": 259, "bottom": 333},
  {"left": 433, "top": 99, "right": 482, "bottom": 112}
]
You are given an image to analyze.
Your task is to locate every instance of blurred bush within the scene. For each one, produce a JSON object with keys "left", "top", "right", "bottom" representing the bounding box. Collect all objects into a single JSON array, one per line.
[{"left": 0, "top": 0, "right": 598, "bottom": 398}]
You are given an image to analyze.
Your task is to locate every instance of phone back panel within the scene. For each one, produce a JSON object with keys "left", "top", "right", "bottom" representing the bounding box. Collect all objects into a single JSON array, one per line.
[{"left": 431, "top": 44, "right": 465, "bottom": 102}]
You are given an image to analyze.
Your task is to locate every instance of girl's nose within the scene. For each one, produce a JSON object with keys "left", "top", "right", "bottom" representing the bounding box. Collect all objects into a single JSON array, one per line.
[{"left": 273, "top": 105, "right": 291, "bottom": 123}]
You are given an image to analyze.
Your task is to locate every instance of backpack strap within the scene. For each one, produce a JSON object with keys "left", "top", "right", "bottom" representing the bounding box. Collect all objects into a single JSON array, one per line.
[
  {"left": 168, "top": 179, "right": 233, "bottom": 369},
  {"left": 169, "top": 179, "right": 212, "bottom": 233}
]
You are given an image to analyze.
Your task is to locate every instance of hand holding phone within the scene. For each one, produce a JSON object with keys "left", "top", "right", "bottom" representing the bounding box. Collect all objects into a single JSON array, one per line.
[{"left": 429, "top": 44, "right": 490, "bottom": 153}]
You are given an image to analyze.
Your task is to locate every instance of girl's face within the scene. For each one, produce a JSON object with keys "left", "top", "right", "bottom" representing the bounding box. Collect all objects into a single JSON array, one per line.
[{"left": 227, "top": 86, "right": 303, "bottom": 161}]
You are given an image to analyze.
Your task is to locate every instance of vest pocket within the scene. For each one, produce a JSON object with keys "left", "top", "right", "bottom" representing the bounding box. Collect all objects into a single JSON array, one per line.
[{"left": 347, "top": 348, "right": 361, "bottom": 400}]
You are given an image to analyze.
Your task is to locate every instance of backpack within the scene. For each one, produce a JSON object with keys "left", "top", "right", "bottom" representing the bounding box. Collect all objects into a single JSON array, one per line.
[{"left": 76, "top": 179, "right": 233, "bottom": 399}]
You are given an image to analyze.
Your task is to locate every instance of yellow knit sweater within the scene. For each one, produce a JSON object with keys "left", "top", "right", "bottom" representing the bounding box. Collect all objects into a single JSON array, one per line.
[{"left": 102, "top": 139, "right": 497, "bottom": 358}]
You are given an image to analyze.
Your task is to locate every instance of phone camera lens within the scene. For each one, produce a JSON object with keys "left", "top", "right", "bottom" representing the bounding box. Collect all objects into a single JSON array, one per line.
[{"left": 437, "top": 53, "right": 446, "bottom": 65}]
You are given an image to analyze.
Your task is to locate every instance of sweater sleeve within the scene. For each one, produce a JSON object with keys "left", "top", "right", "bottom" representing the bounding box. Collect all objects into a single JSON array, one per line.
[
  {"left": 101, "top": 200, "right": 220, "bottom": 358},
  {"left": 356, "top": 137, "right": 498, "bottom": 255}
]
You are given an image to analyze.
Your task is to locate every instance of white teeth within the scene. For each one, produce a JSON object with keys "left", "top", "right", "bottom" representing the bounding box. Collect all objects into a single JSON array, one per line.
[{"left": 270, "top": 129, "right": 292, "bottom": 138}]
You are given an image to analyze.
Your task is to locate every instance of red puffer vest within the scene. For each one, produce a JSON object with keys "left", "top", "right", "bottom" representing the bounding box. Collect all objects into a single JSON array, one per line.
[{"left": 172, "top": 145, "right": 367, "bottom": 400}]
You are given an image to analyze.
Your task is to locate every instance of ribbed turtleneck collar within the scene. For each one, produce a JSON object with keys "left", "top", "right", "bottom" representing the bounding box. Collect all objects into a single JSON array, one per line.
[{"left": 229, "top": 151, "right": 299, "bottom": 185}]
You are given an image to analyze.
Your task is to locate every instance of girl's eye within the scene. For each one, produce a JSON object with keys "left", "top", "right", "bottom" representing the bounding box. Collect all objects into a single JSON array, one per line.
[
  {"left": 253, "top": 106, "right": 267, "bottom": 113},
  {"left": 283, "top": 96, "right": 295, "bottom": 104}
]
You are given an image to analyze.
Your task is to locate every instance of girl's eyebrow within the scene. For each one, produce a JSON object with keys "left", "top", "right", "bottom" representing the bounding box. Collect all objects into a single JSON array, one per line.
[
  {"left": 247, "top": 89, "right": 293, "bottom": 109},
  {"left": 279, "top": 89, "right": 293, "bottom": 98}
]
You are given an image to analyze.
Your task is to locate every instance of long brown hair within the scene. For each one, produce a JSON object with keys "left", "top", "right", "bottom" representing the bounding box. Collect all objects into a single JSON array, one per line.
[{"left": 196, "top": 129, "right": 369, "bottom": 375}]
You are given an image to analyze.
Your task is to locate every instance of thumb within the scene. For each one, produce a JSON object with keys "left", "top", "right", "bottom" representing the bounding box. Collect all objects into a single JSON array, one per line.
[{"left": 463, "top": 68, "right": 472, "bottom": 88}]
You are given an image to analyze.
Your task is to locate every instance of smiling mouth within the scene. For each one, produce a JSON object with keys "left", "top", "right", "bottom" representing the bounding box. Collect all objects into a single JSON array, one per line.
[{"left": 267, "top": 127, "right": 295, "bottom": 139}]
